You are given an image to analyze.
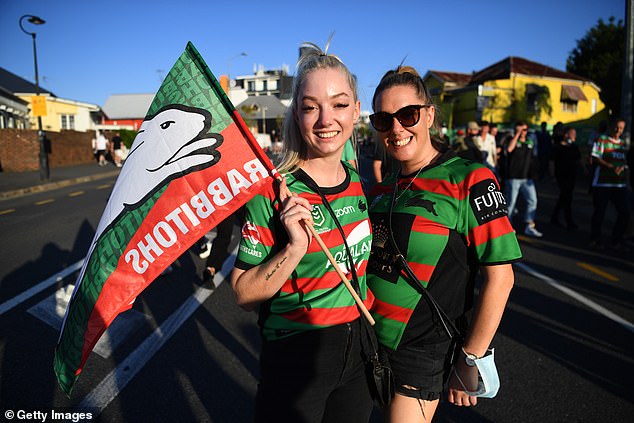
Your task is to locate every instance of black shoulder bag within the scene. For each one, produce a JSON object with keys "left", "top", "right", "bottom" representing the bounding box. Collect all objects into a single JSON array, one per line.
[{"left": 295, "top": 170, "right": 395, "bottom": 408}]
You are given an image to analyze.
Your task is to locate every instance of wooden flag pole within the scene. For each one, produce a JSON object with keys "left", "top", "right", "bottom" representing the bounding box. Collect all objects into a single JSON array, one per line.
[
  {"left": 305, "top": 222, "right": 375, "bottom": 325},
  {"left": 279, "top": 182, "right": 375, "bottom": 326}
]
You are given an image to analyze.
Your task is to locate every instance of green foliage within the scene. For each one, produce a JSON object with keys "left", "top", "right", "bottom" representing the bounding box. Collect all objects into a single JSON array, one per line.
[
  {"left": 240, "top": 105, "right": 257, "bottom": 129},
  {"left": 119, "top": 129, "right": 137, "bottom": 149},
  {"left": 566, "top": 17, "right": 625, "bottom": 115},
  {"left": 530, "top": 85, "right": 553, "bottom": 123}
]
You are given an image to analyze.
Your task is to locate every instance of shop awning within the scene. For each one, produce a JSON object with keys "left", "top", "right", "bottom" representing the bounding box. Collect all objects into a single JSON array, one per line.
[{"left": 560, "top": 85, "right": 587, "bottom": 101}]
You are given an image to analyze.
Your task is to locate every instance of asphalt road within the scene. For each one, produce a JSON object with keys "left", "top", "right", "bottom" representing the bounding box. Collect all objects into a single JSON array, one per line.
[{"left": 0, "top": 151, "right": 633, "bottom": 422}]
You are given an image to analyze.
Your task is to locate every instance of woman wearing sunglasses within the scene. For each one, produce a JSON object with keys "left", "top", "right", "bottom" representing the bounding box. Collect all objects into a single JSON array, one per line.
[
  {"left": 367, "top": 66, "right": 522, "bottom": 422},
  {"left": 231, "top": 43, "right": 374, "bottom": 422}
]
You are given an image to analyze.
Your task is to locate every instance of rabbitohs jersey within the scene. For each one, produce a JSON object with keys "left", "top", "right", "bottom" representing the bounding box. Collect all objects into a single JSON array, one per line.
[
  {"left": 367, "top": 150, "right": 522, "bottom": 350},
  {"left": 235, "top": 163, "right": 373, "bottom": 341},
  {"left": 591, "top": 134, "right": 628, "bottom": 187}
]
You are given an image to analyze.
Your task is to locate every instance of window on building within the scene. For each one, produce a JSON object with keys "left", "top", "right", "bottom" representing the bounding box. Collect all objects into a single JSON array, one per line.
[
  {"left": 525, "top": 83, "right": 548, "bottom": 113},
  {"left": 559, "top": 85, "right": 586, "bottom": 114},
  {"left": 476, "top": 96, "right": 490, "bottom": 111},
  {"left": 561, "top": 101, "right": 578, "bottom": 113},
  {"left": 263, "top": 80, "right": 268, "bottom": 91},
  {"left": 591, "top": 99, "right": 597, "bottom": 114},
  {"left": 248, "top": 81, "right": 255, "bottom": 92},
  {"left": 61, "top": 114, "right": 75, "bottom": 130}
]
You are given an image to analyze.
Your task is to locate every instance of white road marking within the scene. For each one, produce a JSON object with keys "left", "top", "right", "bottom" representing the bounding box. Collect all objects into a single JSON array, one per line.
[
  {"left": 78, "top": 249, "right": 237, "bottom": 415},
  {"left": 515, "top": 262, "right": 634, "bottom": 333},
  {"left": 0, "top": 259, "right": 84, "bottom": 316},
  {"left": 27, "top": 284, "right": 150, "bottom": 358}
]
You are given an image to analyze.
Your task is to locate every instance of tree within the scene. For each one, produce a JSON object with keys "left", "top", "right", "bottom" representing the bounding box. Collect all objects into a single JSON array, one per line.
[{"left": 567, "top": 17, "right": 625, "bottom": 116}]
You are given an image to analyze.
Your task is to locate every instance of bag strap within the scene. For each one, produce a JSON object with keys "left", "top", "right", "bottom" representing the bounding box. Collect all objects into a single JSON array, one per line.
[{"left": 387, "top": 183, "right": 464, "bottom": 342}]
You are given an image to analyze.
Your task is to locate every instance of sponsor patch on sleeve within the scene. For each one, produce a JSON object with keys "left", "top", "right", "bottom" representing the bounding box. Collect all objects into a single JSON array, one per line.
[
  {"left": 241, "top": 221, "right": 261, "bottom": 247},
  {"left": 469, "top": 179, "right": 508, "bottom": 224},
  {"left": 239, "top": 221, "right": 264, "bottom": 258}
]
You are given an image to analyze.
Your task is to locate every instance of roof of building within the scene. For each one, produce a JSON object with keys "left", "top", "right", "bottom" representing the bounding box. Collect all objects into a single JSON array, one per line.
[
  {"left": 426, "top": 57, "right": 595, "bottom": 92},
  {"left": 236, "top": 95, "right": 288, "bottom": 119},
  {"left": 470, "top": 56, "right": 592, "bottom": 85},
  {"left": 426, "top": 70, "right": 472, "bottom": 87},
  {"left": 102, "top": 93, "right": 155, "bottom": 120},
  {"left": 0, "top": 86, "right": 29, "bottom": 106},
  {"left": 0, "top": 67, "right": 55, "bottom": 96}
]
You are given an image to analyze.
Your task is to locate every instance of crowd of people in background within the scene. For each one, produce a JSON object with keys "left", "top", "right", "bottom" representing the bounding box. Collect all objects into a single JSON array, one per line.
[{"left": 370, "top": 115, "right": 632, "bottom": 249}]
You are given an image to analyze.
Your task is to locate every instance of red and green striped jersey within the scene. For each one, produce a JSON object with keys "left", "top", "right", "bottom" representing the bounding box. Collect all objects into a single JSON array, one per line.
[
  {"left": 591, "top": 135, "right": 628, "bottom": 187},
  {"left": 235, "top": 163, "right": 374, "bottom": 341},
  {"left": 367, "top": 150, "right": 521, "bottom": 350}
]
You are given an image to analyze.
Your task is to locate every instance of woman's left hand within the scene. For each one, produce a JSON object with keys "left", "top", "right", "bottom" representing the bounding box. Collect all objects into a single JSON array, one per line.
[{"left": 447, "top": 360, "right": 479, "bottom": 406}]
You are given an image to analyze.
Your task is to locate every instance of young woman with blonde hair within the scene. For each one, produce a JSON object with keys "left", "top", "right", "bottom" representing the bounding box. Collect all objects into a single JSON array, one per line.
[{"left": 231, "top": 44, "right": 374, "bottom": 422}]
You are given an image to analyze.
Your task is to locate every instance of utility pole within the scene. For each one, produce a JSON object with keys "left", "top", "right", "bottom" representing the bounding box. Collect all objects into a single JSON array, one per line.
[
  {"left": 622, "top": 0, "right": 633, "bottom": 147},
  {"left": 19, "top": 14, "right": 49, "bottom": 181}
]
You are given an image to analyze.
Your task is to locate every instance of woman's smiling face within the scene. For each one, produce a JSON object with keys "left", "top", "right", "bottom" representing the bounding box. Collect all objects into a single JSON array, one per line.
[
  {"left": 295, "top": 67, "right": 360, "bottom": 160},
  {"left": 374, "top": 84, "right": 435, "bottom": 170}
]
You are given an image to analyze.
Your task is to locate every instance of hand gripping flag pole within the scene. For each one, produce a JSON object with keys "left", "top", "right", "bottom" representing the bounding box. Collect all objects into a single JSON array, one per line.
[{"left": 54, "top": 42, "right": 372, "bottom": 397}]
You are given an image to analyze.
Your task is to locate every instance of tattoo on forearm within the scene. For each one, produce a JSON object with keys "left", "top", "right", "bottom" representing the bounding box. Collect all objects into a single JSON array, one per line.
[{"left": 265, "top": 256, "right": 288, "bottom": 281}]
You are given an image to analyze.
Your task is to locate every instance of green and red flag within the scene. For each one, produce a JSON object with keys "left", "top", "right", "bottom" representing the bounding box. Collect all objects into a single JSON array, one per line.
[{"left": 53, "top": 42, "right": 276, "bottom": 395}]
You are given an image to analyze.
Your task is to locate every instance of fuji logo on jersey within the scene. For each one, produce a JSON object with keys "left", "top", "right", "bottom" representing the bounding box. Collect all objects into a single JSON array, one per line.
[
  {"left": 241, "top": 221, "right": 261, "bottom": 246},
  {"left": 470, "top": 179, "right": 508, "bottom": 224}
]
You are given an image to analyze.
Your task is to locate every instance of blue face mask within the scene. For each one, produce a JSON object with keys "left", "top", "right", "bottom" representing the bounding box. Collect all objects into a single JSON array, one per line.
[
  {"left": 455, "top": 348, "right": 500, "bottom": 398},
  {"left": 470, "top": 349, "right": 500, "bottom": 398}
]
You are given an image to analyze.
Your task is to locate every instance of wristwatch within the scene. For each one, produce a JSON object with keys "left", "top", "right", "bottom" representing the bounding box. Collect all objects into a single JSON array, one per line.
[{"left": 462, "top": 347, "right": 478, "bottom": 367}]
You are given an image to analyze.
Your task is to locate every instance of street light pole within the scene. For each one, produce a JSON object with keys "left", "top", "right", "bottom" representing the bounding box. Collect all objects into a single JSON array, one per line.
[
  {"left": 19, "top": 14, "right": 49, "bottom": 181},
  {"left": 227, "top": 52, "right": 248, "bottom": 90}
]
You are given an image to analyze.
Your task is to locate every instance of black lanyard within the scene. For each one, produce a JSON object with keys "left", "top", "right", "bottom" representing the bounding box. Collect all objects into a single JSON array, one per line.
[
  {"left": 293, "top": 169, "right": 362, "bottom": 294},
  {"left": 293, "top": 168, "right": 381, "bottom": 356},
  {"left": 387, "top": 180, "right": 463, "bottom": 341}
]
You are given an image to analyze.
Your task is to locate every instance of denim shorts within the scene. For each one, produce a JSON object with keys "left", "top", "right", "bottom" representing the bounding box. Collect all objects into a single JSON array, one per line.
[{"left": 385, "top": 338, "right": 454, "bottom": 401}]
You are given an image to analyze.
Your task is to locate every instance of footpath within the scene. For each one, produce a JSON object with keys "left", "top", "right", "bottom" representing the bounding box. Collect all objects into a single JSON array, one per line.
[{"left": 0, "top": 163, "right": 120, "bottom": 200}]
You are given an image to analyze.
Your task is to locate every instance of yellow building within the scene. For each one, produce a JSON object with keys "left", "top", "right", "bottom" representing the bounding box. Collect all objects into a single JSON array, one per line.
[
  {"left": 16, "top": 93, "right": 100, "bottom": 132},
  {"left": 424, "top": 57, "right": 606, "bottom": 129},
  {"left": 1, "top": 67, "right": 100, "bottom": 133}
]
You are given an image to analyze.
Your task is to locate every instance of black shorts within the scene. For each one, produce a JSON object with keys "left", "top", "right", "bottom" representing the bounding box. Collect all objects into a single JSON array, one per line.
[
  {"left": 385, "top": 338, "right": 454, "bottom": 401},
  {"left": 256, "top": 320, "right": 373, "bottom": 423}
]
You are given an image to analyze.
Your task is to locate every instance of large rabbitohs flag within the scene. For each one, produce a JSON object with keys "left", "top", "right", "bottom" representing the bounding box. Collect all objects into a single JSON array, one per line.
[{"left": 53, "top": 42, "right": 276, "bottom": 395}]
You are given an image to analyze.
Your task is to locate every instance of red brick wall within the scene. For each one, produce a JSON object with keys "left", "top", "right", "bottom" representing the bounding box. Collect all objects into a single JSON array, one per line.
[{"left": 0, "top": 129, "right": 96, "bottom": 172}]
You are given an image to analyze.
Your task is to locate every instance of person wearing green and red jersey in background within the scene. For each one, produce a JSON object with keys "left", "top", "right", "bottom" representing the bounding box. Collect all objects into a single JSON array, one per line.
[
  {"left": 367, "top": 66, "right": 521, "bottom": 422},
  {"left": 231, "top": 43, "right": 374, "bottom": 423},
  {"left": 590, "top": 116, "right": 631, "bottom": 250}
]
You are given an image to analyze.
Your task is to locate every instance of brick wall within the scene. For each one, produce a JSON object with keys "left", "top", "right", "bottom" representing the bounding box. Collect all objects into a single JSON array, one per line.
[{"left": 0, "top": 129, "right": 97, "bottom": 172}]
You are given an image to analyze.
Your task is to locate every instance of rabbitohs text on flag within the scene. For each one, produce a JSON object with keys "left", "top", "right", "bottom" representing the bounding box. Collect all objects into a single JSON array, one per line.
[{"left": 53, "top": 42, "right": 276, "bottom": 396}]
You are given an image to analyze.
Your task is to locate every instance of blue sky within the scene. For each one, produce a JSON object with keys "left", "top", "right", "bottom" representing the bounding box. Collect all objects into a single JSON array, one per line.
[{"left": 1, "top": 0, "right": 625, "bottom": 113}]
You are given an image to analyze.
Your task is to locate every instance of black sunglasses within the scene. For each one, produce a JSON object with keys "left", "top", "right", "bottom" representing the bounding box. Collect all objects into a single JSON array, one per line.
[{"left": 369, "top": 104, "right": 431, "bottom": 132}]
